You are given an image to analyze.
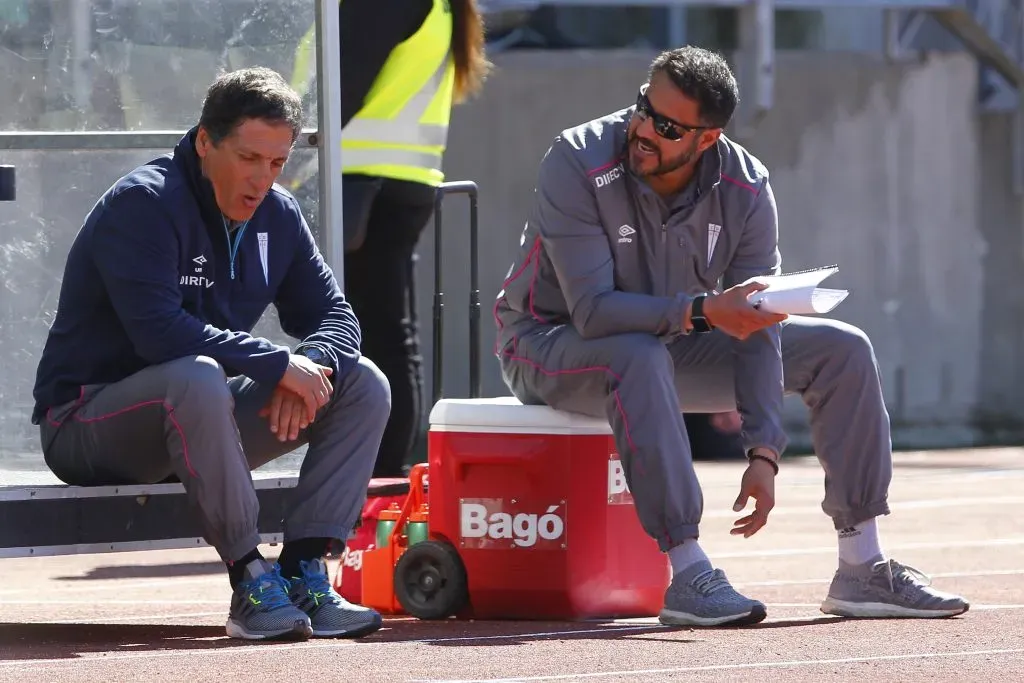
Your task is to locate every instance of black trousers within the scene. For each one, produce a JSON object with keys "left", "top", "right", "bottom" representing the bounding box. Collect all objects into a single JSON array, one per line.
[{"left": 342, "top": 175, "right": 435, "bottom": 477}]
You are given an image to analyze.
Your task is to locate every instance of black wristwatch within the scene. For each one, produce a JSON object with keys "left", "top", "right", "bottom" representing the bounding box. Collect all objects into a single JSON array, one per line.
[{"left": 691, "top": 294, "right": 714, "bottom": 334}]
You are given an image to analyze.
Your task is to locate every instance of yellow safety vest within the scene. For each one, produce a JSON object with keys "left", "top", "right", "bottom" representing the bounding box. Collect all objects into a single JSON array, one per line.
[{"left": 290, "top": 0, "right": 454, "bottom": 187}]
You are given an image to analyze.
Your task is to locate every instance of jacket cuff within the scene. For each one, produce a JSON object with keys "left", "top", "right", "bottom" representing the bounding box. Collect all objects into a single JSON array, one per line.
[
  {"left": 295, "top": 343, "right": 337, "bottom": 377},
  {"left": 665, "top": 292, "right": 695, "bottom": 336}
]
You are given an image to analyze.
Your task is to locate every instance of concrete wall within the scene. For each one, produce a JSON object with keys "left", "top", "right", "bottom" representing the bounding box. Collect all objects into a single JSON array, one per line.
[
  {"left": 423, "top": 49, "right": 1024, "bottom": 450},
  {"left": 1, "top": 48, "right": 1022, "bottom": 468}
]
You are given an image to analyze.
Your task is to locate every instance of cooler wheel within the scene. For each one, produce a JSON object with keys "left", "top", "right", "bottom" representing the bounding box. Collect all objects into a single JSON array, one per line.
[{"left": 394, "top": 540, "right": 468, "bottom": 620}]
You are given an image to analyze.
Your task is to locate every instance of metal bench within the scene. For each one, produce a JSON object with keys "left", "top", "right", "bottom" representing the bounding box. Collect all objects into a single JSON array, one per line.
[{"left": 0, "top": 466, "right": 300, "bottom": 559}]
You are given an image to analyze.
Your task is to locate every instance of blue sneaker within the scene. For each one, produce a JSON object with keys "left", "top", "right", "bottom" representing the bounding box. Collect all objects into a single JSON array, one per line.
[
  {"left": 226, "top": 559, "right": 312, "bottom": 641},
  {"left": 286, "top": 558, "right": 383, "bottom": 638},
  {"left": 659, "top": 560, "right": 767, "bottom": 627}
]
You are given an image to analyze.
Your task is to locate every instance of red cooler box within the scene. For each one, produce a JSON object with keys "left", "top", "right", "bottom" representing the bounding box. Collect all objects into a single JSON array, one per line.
[{"left": 427, "top": 396, "right": 670, "bottom": 620}]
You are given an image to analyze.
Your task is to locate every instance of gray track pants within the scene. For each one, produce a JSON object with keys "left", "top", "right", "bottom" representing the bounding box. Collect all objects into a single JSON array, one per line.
[
  {"left": 39, "top": 355, "right": 391, "bottom": 562},
  {"left": 498, "top": 315, "right": 892, "bottom": 551}
]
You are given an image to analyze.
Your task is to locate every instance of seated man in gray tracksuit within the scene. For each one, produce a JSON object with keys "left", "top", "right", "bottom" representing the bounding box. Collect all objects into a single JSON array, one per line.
[
  {"left": 494, "top": 46, "right": 969, "bottom": 626},
  {"left": 32, "top": 68, "right": 388, "bottom": 641}
]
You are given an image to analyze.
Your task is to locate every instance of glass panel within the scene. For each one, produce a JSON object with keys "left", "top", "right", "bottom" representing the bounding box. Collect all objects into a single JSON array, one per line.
[
  {"left": 0, "top": 0, "right": 323, "bottom": 474},
  {"left": 0, "top": 148, "right": 159, "bottom": 468},
  {"left": 0, "top": 0, "right": 317, "bottom": 132},
  {"left": 0, "top": 147, "right": 320, "bottom": 473}
]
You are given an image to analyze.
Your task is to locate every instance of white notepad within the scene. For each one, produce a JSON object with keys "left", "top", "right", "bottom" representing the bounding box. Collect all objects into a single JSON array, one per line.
[{"left": 744, "top": 265, "right": 849, "bottom": 315}]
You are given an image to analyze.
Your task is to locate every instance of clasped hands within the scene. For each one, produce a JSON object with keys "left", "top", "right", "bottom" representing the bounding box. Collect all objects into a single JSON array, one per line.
[{"left": 258, "top": 354, "right": 334, "bottom": 442}]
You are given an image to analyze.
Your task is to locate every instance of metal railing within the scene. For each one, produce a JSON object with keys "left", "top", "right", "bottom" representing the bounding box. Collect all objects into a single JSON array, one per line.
[
  {"left": 0, "top": 130, "right": 319, "bottom": 151},
  {"left": 2, "top": 0, "right": 1023, "bottom": 195}
]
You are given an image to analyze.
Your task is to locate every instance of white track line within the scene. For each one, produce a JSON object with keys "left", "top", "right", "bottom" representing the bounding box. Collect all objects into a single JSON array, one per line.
[
  {"left": 413, "top": 648, "right": 1024, "bottom": 683},
  {"left": 765, "top": 603, "right": 1024, "bottom": 611},
  {"left": 11, "top": 603, "right": 1022, "bottom": 627},
  {"left": 734, "top": 568, "right": 1024, "bottom": 588},
  {"left": 703, "top": 496, "right": 1024, "bottom": 519},
  {"left": 0, "top": 624, "right": 668, "bottom": 669},
  {"left": 7, "top": 615, "right": 1024, "bottom": 671},
  {"left": 6, "top": 568, "right": 1022, "bottom": 606},
  {"left": 0, "top": 576, "right": 219, "bottom": 596},
  {"left": 701, "top": 470, "right": 1024, "bottom": 490},
  {"left": 0, "top": 599, "right": 223, "bottom": 605},
  {"left": 713, "top": 537, "right": 1024, "bottom": 559},
  {"left": 43, "top": 611, "right": 225, "bottom": 624},
  {"left": 3, "top": 539, "right": 1021, "bottom": 599}
]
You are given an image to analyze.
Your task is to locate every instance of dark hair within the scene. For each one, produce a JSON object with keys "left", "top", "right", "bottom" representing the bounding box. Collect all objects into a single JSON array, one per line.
[
  {"left": 648, "top": 47, "right": 739, "bottom": 129},
  {"left": 198, "top": 67, "right": 304, "bottom": 145},
  {"left": 450, "top": 0, "right": 491, "bottom": 103}
]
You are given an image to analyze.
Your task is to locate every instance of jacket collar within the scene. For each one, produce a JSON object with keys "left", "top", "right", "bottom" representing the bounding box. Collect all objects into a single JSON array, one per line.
[
  {"left": 681, "top": 139, "right": 725, "bottom": 208},
  {"left": 618, "top": 108, "right": 725, "bottom": 213},
  {"left": 174, "top": 126, "right": 231, "bottom": 231}
]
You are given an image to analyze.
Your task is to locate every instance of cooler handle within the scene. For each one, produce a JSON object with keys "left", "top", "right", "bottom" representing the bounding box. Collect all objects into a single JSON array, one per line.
[{"left": 450, "top": 448, "right": 547, "bottom": 483}]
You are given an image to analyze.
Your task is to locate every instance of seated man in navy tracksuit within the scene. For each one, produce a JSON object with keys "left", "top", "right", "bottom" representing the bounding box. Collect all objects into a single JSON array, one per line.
[{"left": 31, "top": 67, "right": 390, "bottom": 642}]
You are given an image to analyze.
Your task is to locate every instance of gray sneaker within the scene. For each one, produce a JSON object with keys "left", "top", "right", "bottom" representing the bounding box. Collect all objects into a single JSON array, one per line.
[
  {"left": 286, "top": 558, "right": 384, "bottom": 638},
  {"left": 820, "top": 558, "right": 970, "bottom": 618},
  {"left": 226, "top": 559, "right": 313, "bottom": 640},
  {"left": 659, "top": 560, "right": 767, "bottom": 627}
]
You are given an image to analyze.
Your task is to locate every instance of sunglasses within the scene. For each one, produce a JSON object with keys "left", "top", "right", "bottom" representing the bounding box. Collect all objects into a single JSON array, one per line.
[{"left": 634, "top": 83, "right": 711, "bottom": 141}]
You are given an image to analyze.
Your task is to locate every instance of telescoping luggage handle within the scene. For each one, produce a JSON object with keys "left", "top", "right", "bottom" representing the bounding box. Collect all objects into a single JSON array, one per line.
[
  {"left": 0, "top": 165, "right": 15, "bottom": 202},
  {"left": 432, "top": 180, "right": 481, "bottom": 406}
]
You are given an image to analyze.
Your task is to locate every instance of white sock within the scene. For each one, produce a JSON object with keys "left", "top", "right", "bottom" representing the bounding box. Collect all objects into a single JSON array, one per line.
[
  {"left": 668, "top": 538, "right": 710, "bottom": 575},
  {"left": 837, "top": 517, "right": 885, "bottom": 567}
]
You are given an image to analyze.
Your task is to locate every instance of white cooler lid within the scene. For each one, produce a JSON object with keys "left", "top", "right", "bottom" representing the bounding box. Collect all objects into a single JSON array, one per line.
[{"left": 428, "top": 396, "right": 612, "bottom": 435}]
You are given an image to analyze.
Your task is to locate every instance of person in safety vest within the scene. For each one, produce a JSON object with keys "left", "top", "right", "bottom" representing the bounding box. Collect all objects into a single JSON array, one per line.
[
  {"left": 32, "top": 67, "right": 388, "bottom": 642},
  {"left": 289, "top": 0, "right": 490, "bottom": 478},
  {"left": 494, "top": 46, "right": 970, "bottom": 627}
]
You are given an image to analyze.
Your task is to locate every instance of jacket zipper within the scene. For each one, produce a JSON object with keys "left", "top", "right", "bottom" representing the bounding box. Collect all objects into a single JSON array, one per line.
[
  {"left": 222, "top": 217, "right": 250, "bottom": 281},
  {"left": 661, "top": 222, "right": 669, "bottom": 295}
]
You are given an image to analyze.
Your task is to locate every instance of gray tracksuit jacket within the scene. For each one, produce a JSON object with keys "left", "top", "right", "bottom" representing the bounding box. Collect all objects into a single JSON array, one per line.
[{"left": 494, "top": 105, "right": 787, "bottom": 456}]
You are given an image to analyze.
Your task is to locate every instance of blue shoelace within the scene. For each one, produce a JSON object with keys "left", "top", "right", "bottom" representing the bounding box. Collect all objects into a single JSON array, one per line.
[
  {"left": 241, "top": 566, "right": 294, "bottom": 611},
  {"left": 297, "top": 560, "right": 340, "bottom": 607}
]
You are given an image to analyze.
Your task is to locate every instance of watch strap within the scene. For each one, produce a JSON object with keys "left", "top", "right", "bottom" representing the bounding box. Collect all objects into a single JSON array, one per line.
[{"left": 691, "top": 295, "right": 713, "bottom": 334}]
